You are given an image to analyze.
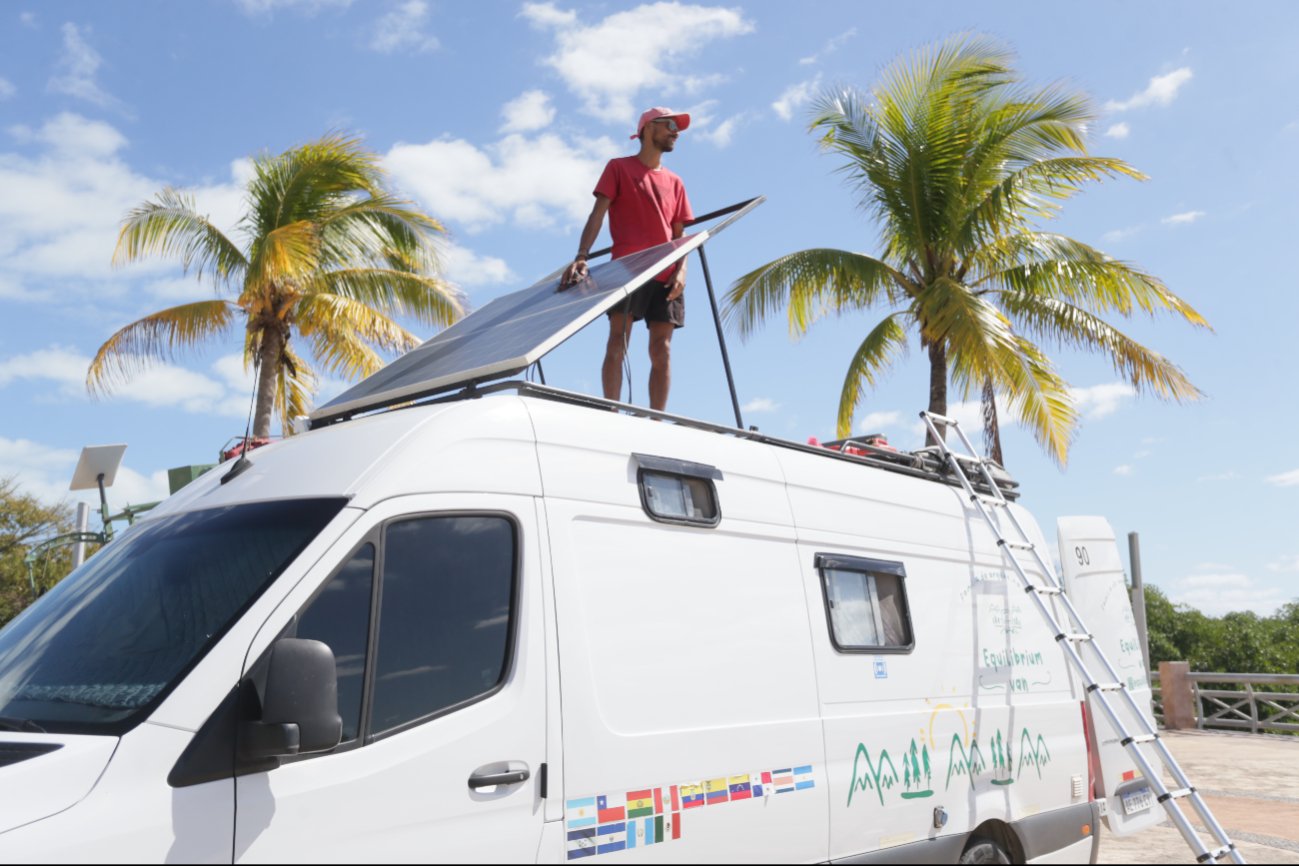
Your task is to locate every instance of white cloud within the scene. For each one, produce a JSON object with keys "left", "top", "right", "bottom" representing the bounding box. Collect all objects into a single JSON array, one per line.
[
  {"left": 369, "top": 0, "right": 440, "bottom": 54},
  {"left": 20, "top": 12, "right": 37, "bottom": 28},
  {"left": 858, "top": 410, "right": 901, "bottom": 433},
  {"left": 0, "top": 345, "right": 253, "bottom": 420},
  {"left": 0, "top": 114, "right": 245, "bottom": 300},
  {"left": 1197, "top": 471, "right": 1239, "bottom": 482},
  {"left": 440, "top": 241, "right": 514, "bottom": 288},
  {"left": 772, "top": 74, "right": 821, "bottom": 121},
  {"left": 385, "top": 131, "right": 620, "bottom": 232},
  {"left": 1266, "top": 468, "right": 1299, "bottom": 487},
  {"left": 500, "top": 90, "right": 555, "bottom": 134},
  {"left": 1171, "top": 572, "right": 1290, "bottom": 617},
  {"left": 1113, "top": 464, "right": 1133, "bottom": 476},
  {"left": 1105, "top": 67, "right": 1193, "bottom": 112},
  {"left": 697, "top": 111, "right": 748, "bottom": 149},
  {"left": 0, "top": 79, "right": 15, "bottom": 101},
  {"left": 1070, "top": 382, "right": 1136, "bottom": 419},
  {"left": 1104, "top": 122, "right": 1130, "bottom": 139},
  {"left": 521, "top": 2, "right": 754, "bottom": 122},
  {"left": 1162, "top": 210, "right": 1205, "bottom": 225},
  {"left": 47, "top": 23, "right": 120, "bottom": 110},
  {"left": 799, "top": 28, "right": 856, "bottom": 66},
  {"left": 742, "top": 397, "right": 779, "bottom": 413},
  {"left": 1268, "top": 555, "right": 1299, "bottom": 573},
  {"left": 236, "top": 0, "right": 353, "bottom": 15},
  {"left": 1101, "top": 225, "right": 1144, "bottom": 243}
]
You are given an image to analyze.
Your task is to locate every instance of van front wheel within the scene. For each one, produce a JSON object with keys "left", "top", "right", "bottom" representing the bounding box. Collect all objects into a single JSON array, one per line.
[{"left": 958, "top": 837, "right": 1011, "bottom": 864}]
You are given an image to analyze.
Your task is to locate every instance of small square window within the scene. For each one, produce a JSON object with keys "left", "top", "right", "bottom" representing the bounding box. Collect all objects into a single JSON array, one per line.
[
  {"left": 638, "top": 471, "right": 719, "bottom": 526},
  {"left": 817, "top": 555, "right": 913, "bottom": 653}
]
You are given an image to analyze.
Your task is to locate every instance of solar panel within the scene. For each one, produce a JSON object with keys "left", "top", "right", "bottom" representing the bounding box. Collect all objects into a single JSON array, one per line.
[{"left": 311, "top": 197, "right": 763, "bottom": 425}]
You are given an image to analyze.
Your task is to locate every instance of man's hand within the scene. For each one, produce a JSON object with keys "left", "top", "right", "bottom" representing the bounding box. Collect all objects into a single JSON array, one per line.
[
  {"left": 560, "top": 258, "right": 589, "bottom": 289},
  {"left": 665, "top": 265, "right": 686, "bottom": 301}
]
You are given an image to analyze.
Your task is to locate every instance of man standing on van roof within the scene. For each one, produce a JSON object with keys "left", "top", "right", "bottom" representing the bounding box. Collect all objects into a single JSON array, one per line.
[{"left": 560, "top": 107, "right": 693, "bottom": 412}]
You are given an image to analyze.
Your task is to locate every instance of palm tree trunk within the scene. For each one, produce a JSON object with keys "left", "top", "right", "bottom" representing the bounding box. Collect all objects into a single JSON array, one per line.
[
  {"left": 982, "top": 377, "right": 1004, "bottom": 465},
  {"left": 252, "top": 326, "right": 283, "bottom": 439},
  {"left": 926, "top": 340, "right": 948, "bottom": 447}
]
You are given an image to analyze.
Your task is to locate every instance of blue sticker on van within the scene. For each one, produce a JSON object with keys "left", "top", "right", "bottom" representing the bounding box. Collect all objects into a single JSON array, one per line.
[{"left": 874, "top": 659, "right": 888, "bottom": 679}]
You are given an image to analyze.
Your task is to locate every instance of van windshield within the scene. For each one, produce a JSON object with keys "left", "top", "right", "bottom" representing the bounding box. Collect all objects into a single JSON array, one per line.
[{"left": 0, "top": 498, "right": 347, "bottom": 736}]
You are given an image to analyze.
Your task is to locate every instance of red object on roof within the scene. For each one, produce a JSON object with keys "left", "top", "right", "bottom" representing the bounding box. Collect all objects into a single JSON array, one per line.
[{"left": 220, "top": 436, "right": 273, "bottom": 463}]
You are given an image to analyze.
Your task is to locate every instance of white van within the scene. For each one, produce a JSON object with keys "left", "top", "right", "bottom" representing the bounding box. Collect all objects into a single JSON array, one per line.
[{"left": 0, "top": 383, "right": 1162, "bottom": 863}]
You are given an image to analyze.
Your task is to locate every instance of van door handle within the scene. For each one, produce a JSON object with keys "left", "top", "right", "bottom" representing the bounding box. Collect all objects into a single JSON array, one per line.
[{"left": 468, "top": 766, "right": 530, "bottom": 789}]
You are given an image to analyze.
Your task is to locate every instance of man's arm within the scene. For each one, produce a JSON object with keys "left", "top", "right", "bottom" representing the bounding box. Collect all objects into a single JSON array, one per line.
[
  {"left": 560, "top": 195, "right": 612, "bottom": 288},
  {"left": 666, "top": 220, "right": 687, "bottom": 301}
]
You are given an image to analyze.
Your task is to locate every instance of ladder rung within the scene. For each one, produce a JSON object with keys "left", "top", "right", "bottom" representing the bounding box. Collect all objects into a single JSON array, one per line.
[
  {"left": 1087, "top": 683, "right": 1126, "bottom": 692},
  {"left": 1025, "top": 584, "right": 1064, "bottom": 596},
  {"left": 1055, "top": 632, "right": 1093, "bottom": 643},
  {"left": 1121, "top": 734, "right": 1160, "bottom": 746},
  {"left": 969, "top": 493, "right": 1007, "bottom": 507},
  {"left": 1158, "top": 787, "right": 1196, "bottom": 803},
  {"left": 1196, "top": 844, "right": 1236, "bottom": 864},
  {"left": 997, "top": 540, "right": 1035, "bottom": 551}
]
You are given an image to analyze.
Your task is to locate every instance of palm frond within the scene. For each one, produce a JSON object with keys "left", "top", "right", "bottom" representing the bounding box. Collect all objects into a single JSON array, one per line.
[
  {"left": 724, "top": 249, "right": 910, "bottom": 339},
  {"left": 304, "top": 268, "right": 464, "bottom": 328},
  {"left": 86, "top": 300, "right": 237, "bottom": 394},
  {"left": 998, "top": 293, "right": 1205, "bottom": 402},
  {"left": 113, "top": 188, "right": 248, "bottom": 285},
  {"left": 973, "top": 233, "right": 1209, "bottom": 326},
  {"left": 295, "top": 292, "right": 421, "bottom": 380},
  {"left": 274, "top": 341, "right": 318, "bottom": 429},
  {"left": 835, "top": 314, "right": 910, "bottom": 436}
]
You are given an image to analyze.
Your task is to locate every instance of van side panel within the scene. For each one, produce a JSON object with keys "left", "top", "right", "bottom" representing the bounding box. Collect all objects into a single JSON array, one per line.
[
  {"left": 772, "top": 450, "right": 1089, "bottom": 861},
  {"left": 530, "top": 406, "right": 829, "bottom": 862}
]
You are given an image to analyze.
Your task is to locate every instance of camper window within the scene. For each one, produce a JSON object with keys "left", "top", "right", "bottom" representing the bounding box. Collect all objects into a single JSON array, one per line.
[
  {"left": 369, "top": 514, "right": 517, "bottom": 739},
  {"left": 638, "top": 471, "right": 720, "bottom": 526},
  {"left": 815, "top": 555, "right": 914, "bottom": 653}
]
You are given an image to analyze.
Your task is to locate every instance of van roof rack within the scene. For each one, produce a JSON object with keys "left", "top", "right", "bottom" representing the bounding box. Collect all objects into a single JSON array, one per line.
[{"left": 383, "top": 379, "right": 1020, "bottom": 501}]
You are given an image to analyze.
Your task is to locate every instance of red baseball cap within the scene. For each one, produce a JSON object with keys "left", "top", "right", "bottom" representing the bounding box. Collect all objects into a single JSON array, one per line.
[{"left": 631, "top": 107, "right": 691, "bottom": 139}]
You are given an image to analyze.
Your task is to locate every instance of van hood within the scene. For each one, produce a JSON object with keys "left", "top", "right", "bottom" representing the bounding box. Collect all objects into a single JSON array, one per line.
[{"left": 0, "top": 734, "right": 117, "bottom": 834}]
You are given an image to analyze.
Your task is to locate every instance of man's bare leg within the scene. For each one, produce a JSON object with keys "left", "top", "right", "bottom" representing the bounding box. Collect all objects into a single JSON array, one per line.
[
  {"left": 603, "top": 313, "right": 632, "bottom": 401},
  {"left": 648, "top": 321, "right": 674, "bottom": 411}
]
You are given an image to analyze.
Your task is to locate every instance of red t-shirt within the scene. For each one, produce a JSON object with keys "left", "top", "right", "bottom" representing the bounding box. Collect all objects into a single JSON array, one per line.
[{"left": 594, "top": 156, "right": 693, "bottom": 280}]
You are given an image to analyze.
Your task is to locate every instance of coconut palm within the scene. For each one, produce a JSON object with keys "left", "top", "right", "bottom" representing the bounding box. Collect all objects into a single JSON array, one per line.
[
  {"left": 88, "top": 133, "right": 463, "bottom": 438},
  {"left": 725, "top": 36, "right": 1207, "bottom": 465}
]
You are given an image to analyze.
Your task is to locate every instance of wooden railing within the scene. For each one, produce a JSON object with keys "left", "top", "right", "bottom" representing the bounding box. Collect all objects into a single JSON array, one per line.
[{"left": 1153, "top": 669, "right": 1299, "bottom": 734}]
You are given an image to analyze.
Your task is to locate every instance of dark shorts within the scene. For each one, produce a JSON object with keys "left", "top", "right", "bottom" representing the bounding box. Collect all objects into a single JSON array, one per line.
[{"left": 607, "top": 278, "right": 685, "bottom": 329}]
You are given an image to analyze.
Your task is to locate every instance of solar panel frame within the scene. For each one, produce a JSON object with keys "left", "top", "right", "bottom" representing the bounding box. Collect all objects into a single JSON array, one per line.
[{"left": 311, "top": 197, "right": 764, "bottom": 425}]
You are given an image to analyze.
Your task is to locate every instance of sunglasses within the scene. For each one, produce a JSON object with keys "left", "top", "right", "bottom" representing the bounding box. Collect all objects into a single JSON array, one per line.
[{"left": 651, "top": 118, "right": 680, "bottom": 133}]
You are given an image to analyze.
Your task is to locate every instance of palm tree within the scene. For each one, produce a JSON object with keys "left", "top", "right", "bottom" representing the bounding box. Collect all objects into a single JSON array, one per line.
[
  {"left": 88, "top": 133, "right": 463, "bottom": 438},
  {"left": 725, "top": 37, "right": 1207, "bottom": 465}
]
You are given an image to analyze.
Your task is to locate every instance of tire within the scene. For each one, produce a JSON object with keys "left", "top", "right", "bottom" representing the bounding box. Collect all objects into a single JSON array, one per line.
[{"left": 958, "top": 836, "right": 1012, "bottom": 864}]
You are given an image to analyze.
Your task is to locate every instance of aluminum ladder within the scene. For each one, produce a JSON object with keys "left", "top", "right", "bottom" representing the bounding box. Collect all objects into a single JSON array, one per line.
[{"left": 919, "top": 411, "right": 1245, "bottom": 865}]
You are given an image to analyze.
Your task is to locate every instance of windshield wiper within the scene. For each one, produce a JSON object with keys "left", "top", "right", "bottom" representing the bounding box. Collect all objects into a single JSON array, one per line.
[{"left": 0, "top": 716, "right": 47, "bottom": 733}]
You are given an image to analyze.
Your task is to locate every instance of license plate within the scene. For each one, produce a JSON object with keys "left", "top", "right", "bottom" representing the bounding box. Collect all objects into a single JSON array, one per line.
[{"left": 1121, "top": 786, "right": 1154, "bottom": 815}]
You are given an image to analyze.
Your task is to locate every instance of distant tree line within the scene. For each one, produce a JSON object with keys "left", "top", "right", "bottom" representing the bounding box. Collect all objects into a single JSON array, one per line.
[
  {"left": 1145, "top": 585, "right": 1299, "bottom": 675},
  {"left": 0, "top": 477, "right": 80, "bottom": 626}
]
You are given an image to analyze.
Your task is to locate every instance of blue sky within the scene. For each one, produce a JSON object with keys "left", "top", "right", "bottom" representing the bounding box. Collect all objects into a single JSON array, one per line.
[{"left": 1, "top": 1, "right": 1296, "bottom": 617}]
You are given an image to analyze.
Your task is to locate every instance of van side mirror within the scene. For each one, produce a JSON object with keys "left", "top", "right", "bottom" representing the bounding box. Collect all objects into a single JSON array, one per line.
[{"left": 240, "top": 638, "right": 343, "bottom": 759}]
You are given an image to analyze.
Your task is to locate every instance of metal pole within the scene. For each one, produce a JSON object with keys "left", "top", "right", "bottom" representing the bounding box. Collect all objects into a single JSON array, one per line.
[
  {"left": 1128, "top": 531, "right": 1151, "bottom": 676},
  {"left": 96, "top": 473, "right": 114, "bottom": 541},
  {"left": 72, "top": 502, "right": 90, "bottom": 568},
  {"left": 697, "top": 246, "right": 744, "bottom": 430}
]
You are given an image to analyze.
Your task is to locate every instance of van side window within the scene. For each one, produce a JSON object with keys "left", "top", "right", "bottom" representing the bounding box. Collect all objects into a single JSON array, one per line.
[
  {"left": 634, "top": 454, "right": 722, "bottom": 526},
  {"left": 370, "top": 516, "right": 516, "bottom": 738},
  {"left": 294, "top": 543, "right": 375, "bottom": 744},
  {"left": 815, "top": 554, "right": 914, "bottom": 653}
]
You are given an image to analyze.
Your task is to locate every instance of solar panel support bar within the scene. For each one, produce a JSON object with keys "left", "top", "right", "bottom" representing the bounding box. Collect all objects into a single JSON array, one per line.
[{"left": 698, "top": 243, "right": 744, "bottom": 430}]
